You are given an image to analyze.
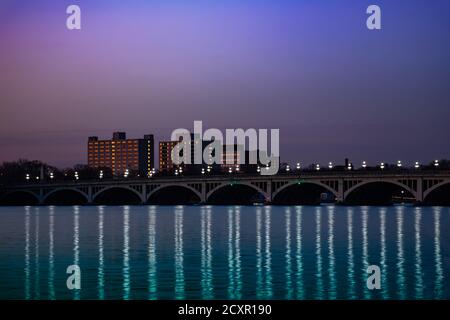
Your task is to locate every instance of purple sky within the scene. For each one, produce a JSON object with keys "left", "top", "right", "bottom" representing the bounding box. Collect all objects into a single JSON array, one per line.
[{"left": 1, "top": 0, "right": 450, "bottom": 168}]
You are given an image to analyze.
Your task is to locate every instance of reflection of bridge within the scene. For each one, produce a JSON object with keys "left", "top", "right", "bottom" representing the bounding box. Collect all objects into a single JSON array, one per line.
[{"left": 1, "top": 172, "right": 450, "bottom": 205}]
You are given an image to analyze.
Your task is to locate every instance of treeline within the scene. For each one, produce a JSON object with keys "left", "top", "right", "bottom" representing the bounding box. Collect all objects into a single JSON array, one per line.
[{"left": 0, "top": 159, "right": 113, "bottom": 185}]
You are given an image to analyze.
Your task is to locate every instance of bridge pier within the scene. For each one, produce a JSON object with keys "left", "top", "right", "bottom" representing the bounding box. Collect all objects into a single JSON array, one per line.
[{"left": 336, "top": 179, "right": 344, "bottom": 204}]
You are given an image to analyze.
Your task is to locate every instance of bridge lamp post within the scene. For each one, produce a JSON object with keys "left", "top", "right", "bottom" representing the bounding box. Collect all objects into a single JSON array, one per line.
[
  {"left": 49, "top": 172, "right": 54, "bottom": 180},
  {"left": 414, "top": 161, "right": 420, "bottom": 169},
  {"left": 257, "top": 166, "right": 261, "bottom": 173},
  {"left": 347, "top": 163, "right": 352, "bottom": 171},
  {"left": 316, "top": 164, "right": 320, "bottom": 171},
  {"left": 286, "top": 165, "right": 290, "bottom": 173},
  {"left": 397, "top": 160, "right": 402, "bottom": 168},
  {"left": 26, "top": 173, "right": 30, "bottom": 181},
  {"left": 328, "top": 162, "right": 333, "bottom": 170},
  {"left": 201, "top": 168, "right": 205, "bottom": 175},
  {"left": 362, "top": 161, "right": 367, "bottom": 169},
  {"left": 235, "top": 165, "right": 240, "bottom": 172},
  {"left": 380, "top": 163, "right": 385, "bottom": 170},
  {"left": 434, "top": 160, "right": 439, "bottom": 168},
  {"left": 99, "top": 170, "right": 104, "bottom": 179},
  {"left": 207, "top": 166, "right": 211, "bottom": 173},
  {"left": 228, "top": 167, "right": 233, "bottom": 174},
  {"left": 74, "top": 171, "right": 79, "bottom": 181},
  {"left": 296, "top": 163, "right": 301, "bottom": 170},
  {"left": 175, "top": 169, "right": 179, "bottom": 176},
  {"left": 124, "top": 169, "right": 129, "bottom": 178}
]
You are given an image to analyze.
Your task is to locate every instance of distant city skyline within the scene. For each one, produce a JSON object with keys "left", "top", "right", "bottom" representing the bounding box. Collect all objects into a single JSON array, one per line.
[{"left": 1, "top": 0, "right": 450, "bottom": 167}]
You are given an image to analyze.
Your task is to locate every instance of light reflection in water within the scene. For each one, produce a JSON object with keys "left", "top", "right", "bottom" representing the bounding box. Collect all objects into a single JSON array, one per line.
[
  {"left": 396, "top": 206, "right": 406, "bottom": 300},
  {"left": 98, "top": 206, "right": 105, "bottom": 300},
  {"left": 73, "top": 206, "right": 80, "bottom": 300},
  {"left": 227, "top": 207, "right": 235, "bottom": 299},
  {"left": 380, "top": 208, "right": 389, "bottom": 299},
  {"left": 8, "top": 205, "right": 449, "bottom": 300},
  {"left": 123, "top": 206, "right": 130, "bottom": 300},
  {"left": 434, "top": 207, "right": 443, "bottom": 299},
  {"left": 414, "top": 207, "right": 423, "bottom": 299},
  {"left": 148, "top": 206, "right": 157, "bottom": 300},
  {"left": 315, "top": 207, "right": 323, "bottom": 300},
  {"left": 227, "top": 206, "right": 242, "bottom": 299},
  {"left": 255, "top": 207, "right": 263, "bottom": 299},
  {"left": 361, "top": 207, "right": 369, "bottom": 299},
  {"left": 347, "top": 208, "right": 356, "bottom": 299},
  {"left": 234, "top": 207, "right": 242, "bottom": 299},
  {"left": 200, "top": 206, "right": 213, "bottom": 299},
  {"left": 295, "top": 206, "right": 304, "bottom": 300},
  {"left": 174, "top": 206, "right": 184, "bottom": 299},
  {"left": 327, "top": 206, "right": 336, "bottom": 299},
  {"left": 285, "top": 208, "right": 293, "bottom": 299},
  {"left": 264, "top": 206, "right": 273, "bottom": 299},
  {"left": 34, "top": 208, "right": 40, "bottom": 299},
  {"left": 48, "top": 206, "right": 55, "bottom": 300},
  {"left": 24, "top": 206, "right": 31, "bottom": 300}
]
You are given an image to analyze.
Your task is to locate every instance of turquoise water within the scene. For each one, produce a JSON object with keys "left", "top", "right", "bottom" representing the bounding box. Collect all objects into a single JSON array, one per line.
[{"left": 0, "top": 205, "right": 448, "bottom": 300}]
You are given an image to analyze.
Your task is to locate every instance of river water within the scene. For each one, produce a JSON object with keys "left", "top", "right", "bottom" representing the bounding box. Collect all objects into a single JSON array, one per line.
[{"left": 0, "top": 205, "right": 448, "bottom": 300}]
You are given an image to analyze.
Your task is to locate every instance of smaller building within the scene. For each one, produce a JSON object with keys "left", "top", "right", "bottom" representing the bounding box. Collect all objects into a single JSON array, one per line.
[{"left": 159, "top": 140, "right": 179, "bottom": 173}]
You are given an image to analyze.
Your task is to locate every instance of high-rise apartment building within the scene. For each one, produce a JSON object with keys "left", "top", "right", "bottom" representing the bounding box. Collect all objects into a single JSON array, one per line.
[{"left": 88, "top": 132, "right": 154, "bottom": 176}]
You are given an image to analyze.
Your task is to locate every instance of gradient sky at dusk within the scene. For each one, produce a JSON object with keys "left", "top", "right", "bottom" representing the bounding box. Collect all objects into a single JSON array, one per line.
[{"left": 1, "top": 0, "right": 450, "bottom": 168}]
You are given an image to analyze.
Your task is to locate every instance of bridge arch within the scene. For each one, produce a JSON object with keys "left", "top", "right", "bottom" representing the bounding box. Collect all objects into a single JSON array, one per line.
[
  {"left": 344, "top": 180, "right": 417, "bottom": 205},
  {"left": 93, "top": 186, "right": 144, "bottom": 205},
  {"left": 423, "top": 180, "right": 450, "bottom": 205},
  {"left": 0, "top": 190, "right": 40, "bottom": 205},
  {"left": 43, "top": 188, "right": 89, "bottom": 205},
  {"left": 147, "top": 184, "right": 202, "bottom": 205},
  {"left": 272, "top": 181, "right": 338, "bottom": 205},
  {"left": 207, "top": 182, "right": 267, "bottom": 205}
]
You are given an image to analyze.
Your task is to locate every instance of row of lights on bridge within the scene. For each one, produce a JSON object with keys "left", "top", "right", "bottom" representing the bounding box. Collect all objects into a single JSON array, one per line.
[
  {"left": 24, "top": 160, "right": 441, "bottom": 181},
  {"left": 300, "top": 160, "right": 439, "bottom": 172}
]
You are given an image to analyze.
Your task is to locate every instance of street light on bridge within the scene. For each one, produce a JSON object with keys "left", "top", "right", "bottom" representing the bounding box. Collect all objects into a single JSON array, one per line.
[
  {"left": 328, "top": 162, "right": 333, "bottom": 169},
  {"left": 434, "top": 160, "right": 440, "bottom": 167},
  {"left": 362, "top": 161, "right": 367, "bottom": 168},
  {"left": 414, "top": 161, "right": 420, "bottom": 169},
  {"left": 296, "top": 163, "right": 301, "bottom": 170},
  {"left": 380, "top": 162, "right": 385, "bottom": 170},
  {"left": 286, "top": 165, "right": 290, "bottom": 172},
  {"left": 26, "top": 173, "right": 30, "bottom": 181},
  {"left": 315, "top": 164, "right": 320, "bottom": 171},
  {"left": 397, "top": 160, "right": 402, "bottom": 168}
]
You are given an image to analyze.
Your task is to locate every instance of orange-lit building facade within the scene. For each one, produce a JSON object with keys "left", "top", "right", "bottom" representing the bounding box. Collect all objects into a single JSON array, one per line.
[
  {"left": 159, "top": 140, "right": 178, "bottom": 173},
  {"left": 88, "top": 132, "right": 154, "bottom": 176}
]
